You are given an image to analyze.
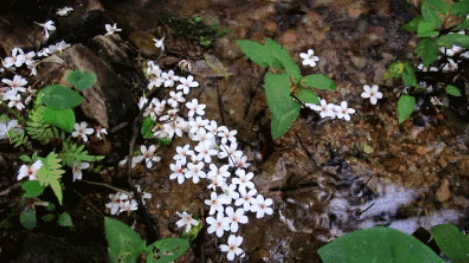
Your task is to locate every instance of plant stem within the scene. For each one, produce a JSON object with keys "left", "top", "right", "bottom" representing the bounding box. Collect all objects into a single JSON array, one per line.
[{"left": 1, "top": 105, "right": 27, "bottom": 126}]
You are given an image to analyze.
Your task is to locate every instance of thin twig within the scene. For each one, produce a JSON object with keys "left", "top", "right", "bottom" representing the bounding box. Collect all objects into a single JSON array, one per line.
[{"left": 81, "top": 180, "right": 129, "bottom": 194}]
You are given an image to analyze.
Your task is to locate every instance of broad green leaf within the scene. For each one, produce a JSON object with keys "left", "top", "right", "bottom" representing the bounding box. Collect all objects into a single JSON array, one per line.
[
  {"left": 302, "top": 74, "right": 336, "bottom": 90},
  {"left": 422, "top": 4, "right": 442, "bottom": 28},
  {"left": 66, "top": 70, "right": 97, "bottom": 90},
  {"left": 105, "top": 217, "right": 145, "bottom": 263},
  {"left": 271, "top": 101, "right": 301, "bottom": 139},
  {"left": 21, "top": 180, "right": 46, "bottom": 198},
  {"left": 50, "top": 180, "right": 63, "bottom": 205},
  {"left": 141, "top": 117, "right": 155, "bottom": 139},
  {"left": 398, "top": 95, "right": 416, "bottom": 124},
  {"left": 424, "top": 0, "right": 450, "bottom": 15},
  {"left": 42, "top": 213, "right": 55, "bottom": 222},
  {"left": 402, "top": 64, "right": 417, "bottom": 87},
  {"left": 416, "top": 38, "right": 440, "bottom": 66},
  {"left": 39, "top": 84, "right": 83, "bottom": 110},
  {"left": 451, "top": 1, "right": 469, "bottom": 16},
  {"left": 146, "top": 238, "right": 190, "bottom": 263},
  {"left": 236, "top": 40, "right": 273, "bottom": 67},
  {"left": 455, "top": 19, "right": 469, "bottom": 30},
  {"left": 437, "top": 34, "right": 469, "bottom": 48},
  {"left": 58, "top": 212, "right": 74, "bottom": 227},
  {"left": 265, "top": 38, "right": 302, "bottom": 81},
  {"left": 445, "top": 85, "right": 462, "bottom": 96},
  {"left": 18, "top": 154, "right": 32, "bottom": 163},
  {"left": 318, "top": 227, "right": 445, "bottom": 263},
  {"left": 296, "top": 87, "right": 319, "bottom": 105},
  {"left": 20, "top": 210, "right": 37, "bottom": 230},
  {"left": 264, "top": 73, "right": 292, "bottom": 119},
  {"left": 431, "top": 224, "right": 469, "bottom": 263},
  {"left": 402, "top": 16, "right": 423, "bottom": 32},
  {"left": 43, "top": 107, "right": 75, "bottom": 133},
  {"left": 385, "top": 61, "right": 407, "bottom": 79}
]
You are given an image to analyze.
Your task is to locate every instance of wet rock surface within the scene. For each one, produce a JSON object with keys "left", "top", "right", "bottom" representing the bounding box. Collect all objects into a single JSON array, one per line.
[{"left": 0, "top": 0, "right": 468, "bottom": 262}]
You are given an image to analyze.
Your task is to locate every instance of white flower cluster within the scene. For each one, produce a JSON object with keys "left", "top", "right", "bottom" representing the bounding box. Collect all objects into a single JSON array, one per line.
[
  {"left": 306, "top": 99, "right": 356, "bottom": 121},
  {"left": 418, "top": 30, "right": 468, "bottom": 73},
  {"left": 105, "top": 185, "right": 152, "bottom": 215},
  {"left": 1, "top": 75, "right": 37, "bottom": 110},
  {"left": 71, "top": 121, "right": 107, "bottom": 142}
]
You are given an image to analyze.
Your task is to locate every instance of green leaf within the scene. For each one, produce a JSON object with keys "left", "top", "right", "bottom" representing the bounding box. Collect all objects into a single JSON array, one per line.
[
  {"left": 385, "top": 61, "right": 407, "bottom": 79},
  {"left": 105, "top": 217, "right": 145, "bottom": 263},
  {"left": 451, "top": 1, "right": 469, "bottom": 16},
  {"left": 455, "top": 19, "right": 469, "bottom": 30},
  {"left": 417, "top": 21, "right": 440, "bottom": 37},
  {"left": 424, "top": 0, "right": 450, "bottom": 15},
  {"left": 20, "top": 210, "right": 37, "bottom": 230},
  {"left": 141, "top": 117, "right": 155, "bottom": 139},
  {"left": 18, "top": 154, "right": 32, "bottom": 163},
  {"left": 58, "top": 212, "right": 74, "bottom": 227},
  {"left": 50, "top": 180, "right": 63, "bottom": 205},
  {"left": 402, "top": 16, "right": 423, "bottom": 32},
  {"left": 154, "top": 138, "right": 172, "bottom": 146},
  {"left": 437, "top": 34, "right": 469, "bottom": 48},
  {"left": 265, "top": 39, "right": 302, "bottom": 81},
  {"left": 422, "top": 4, "right": 442, "bottom": 28},
  {"left": 431, "top": 224, "right": 469, "bottom": 263},
  {"left": 43, "top": 107, "right": 75, "bottom": 133},
  {"left": 402, "top": 64, "right": 417, "bottom": 87},
  {"left": 271, "top": 102, "right": 301, "bottom": 139},
  {"left": 318, "top": 227, "right": 445, "bottom": 263},
  {"left": 445, "top": 85, "right": 462, "bottom": 96},
  {"left": 296, "top": 87, "right": 319, "bottom": 105},
  {"left": 302, "top": 74, "right": 336, "bottom": 90},
  {"left": 66, "top": 70, "right": 97, "bottom": 90},
  {"left": 21, "top": 180, "right": 46, "bottom": 198},
  {"left": 39, "top": 84, "right": 83, "bottom": 110},
  {"left": 264, "top": 73, "right": 292, "bottom": 119},
  {"left": 146, "top": 238, "right": 190, "bottom": 263},
  {"left": 236, "top": 40, "right": 273, "bottom": 67},
  {"left": 416, "top": 38, "right": 440, "bottom": 66},
  {"left": 42, "top": 213, "right": 55, "bottom": 222},
  {"left": 398, "top": 95, "right": 416, "bottom": 124}
]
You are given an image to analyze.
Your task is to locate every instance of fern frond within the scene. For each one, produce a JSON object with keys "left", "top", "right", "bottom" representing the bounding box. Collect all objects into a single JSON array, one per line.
[
  {"left": 60, "top": 140, "right": 104, "bottom": 168},
  {"left": 9, "top": 128, "right": 32, "bottom": 149},
  {"left": 36, "top": 151, "right": 65, "bottom": 205}
]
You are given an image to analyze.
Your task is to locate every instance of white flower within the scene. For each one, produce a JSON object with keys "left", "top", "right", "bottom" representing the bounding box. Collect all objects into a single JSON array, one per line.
[
  {"left": 138, "top": 97, "right": 148, "bottom": 110},
  {"left": 7, "top": 94, "right": 25, "bottom": 110},
  {"left": 192, "top": 128, "right": 215, "bottom": 146},
  {"left": 177, "top": 75, "right": 199, "bottom": 94},
  {"left": 153, "top": 37, "right": 165, "bottom": 51},
  {"left": 221, "top": 184, "right": 240, "bottom": 203},
  {"left": 56, "top": 7, "right": 74, "bottom": 16},
  {"left": 361, "top": 85, "right": 383, "bottom": 105},
  {"left": 0, "top": 119, "right": 20, "bottom": 140},
  {"left": 170, "top": 161, "right": 186, "bottom": 184},
  {"left": 72, "top": 122, "right": 94, "bottom": 142},
  {"left": 442, "top": 58, "right": 458, "bottom": 72},
  {"left": 206, "top": 212, "right": 230, "bottom": 237},
  {"left": 105, "top": 23, "right": 122, "bottom": 35},
  {"left": 72, "top": 161, "right": 90, "bottom": 182},
  {"left": 50, "top": 41, "right": 71, "bottom": 54},
  {"left": 225, "top": 207, "right": 248, "bottom": 233},
  {"left": 235, "top": 189, "right": 258, "bottom": 211},
  {"left": 194, "top": 141, "right": 218, "bottom": 163},
  {"left": 188, "top": 116, "right": 209, "bottom": 134},
  {"left": 95, "top": 126, "right": 107, "bottom": 140},
  {"left": 231, "top": 154, "right": 250, "bottom": 169},
  {"left": 176, "top": 211, "right": 198, "bottom": 233},
  {"left": 168, "top": 91, "right": 186, "bottom": 108},
  {"left": 161, "top": 70, "right": 179, "bottom": 87},
  {"left": 147, "top": 61, "right": 162, "bottom": 76},
  {"left": 233, "top": 169, "right": 255, "bottom": 196},
  {"left": 205, "top": 192, "right": 228, "bottom": 215},
  {"left": 186, "top": 99, "right": 206, "bottom": 117},
  {"left": 178, "top": 59, "right": 192, "bottom": 72},
  {"left": 218, "top": 141, "right": 242, "bottom": 159},
  {"left": 159, "top": 108, "right": 179, "bottom": 122},
  {"left": 309, "top": 99, "right": 336, "bottom": 118},
  {"left": 119, "top": 155, "right": 145, "bottom": 168},
  {"left": 334, "top": 101, "right": 355, "bottom": 121},
  {"left": 299, "top": 49, "right": 319, "bottom": 67},
  {"left": 40, "top": 20, "right": 56, "bottom": 40},
  {"left": 217, "top": 126, "right": 237, "bottom": 145},
  {"left": 205, "top": 120, "right": 218, "bottom": 134},
  {"left": 185, "top": 162, "right": 206, "bottom": 184},
  {"left": 121, "top": 199, "right": 138, "bottom": 213},
  {"left": 219, "top": 235, "right": 244, "bottom": 261},
  {"left": 207, "top": 174, "right": 227, "bottom": 190},
  {"left": 17, "top": 160, "right": 43, "bottom": 181},
  {"left": 140, "top": 145, "right": 161, "bottom": 169},
  {"left": 173, "top": 144, "right": 194, "bottom": 165},
  {"left": 152, "top": 98, "right": 166, "bottom": 115},
  {"left": 252, "top": 195, "right": 274, "bottom": 218},
  {"left": 207, "top": 163, "right": 231, "bottom": 179},
  {"left": 4, "top": 48, "right": 26, "bottom": 68},
  {"left": 106, "top": 192, "right": 129, "bottom": 215}
]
